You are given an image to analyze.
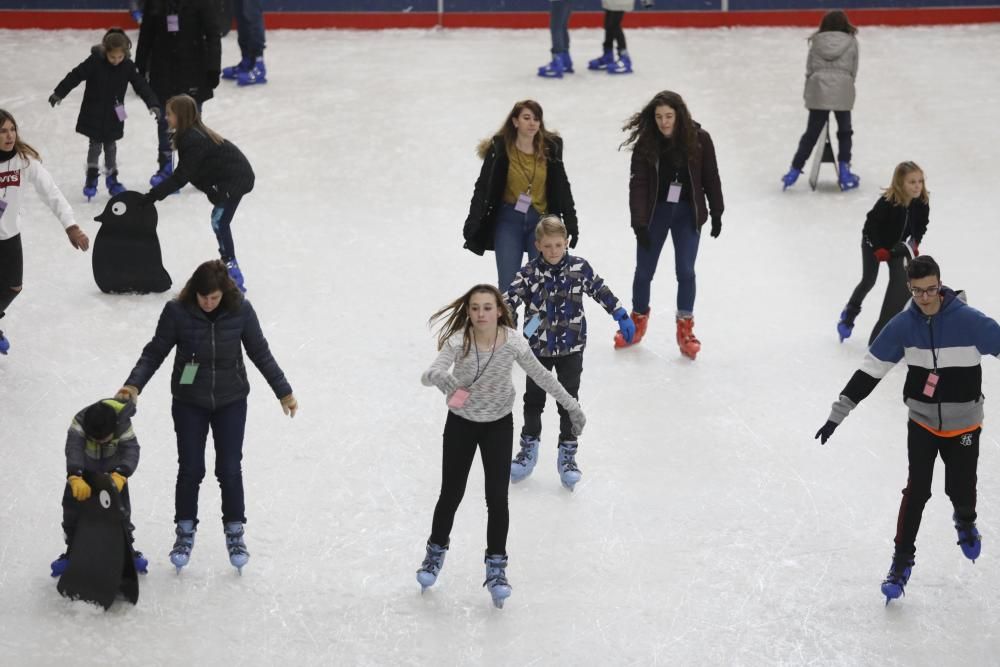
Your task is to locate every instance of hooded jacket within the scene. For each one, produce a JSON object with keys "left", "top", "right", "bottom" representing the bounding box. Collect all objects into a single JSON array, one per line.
[
  {"left": 803, "top": 31, "right": 859, "bottom": 111},
  {"left": 149, "top": 127, "right": 254, "bottom": 204},
  {"left": 65, "top": 398, "right": 140, "bottom": 477},
  {"left": 827, "top": 288, "right": 1000, "bottom": 435}
]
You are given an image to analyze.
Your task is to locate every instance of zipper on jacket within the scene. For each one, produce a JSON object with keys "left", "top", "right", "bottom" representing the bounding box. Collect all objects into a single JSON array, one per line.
[
  {"left": 211, "top": 322, "right": 217, "bottom": 411},
  {"left": 927, "top": 315, "right": 943, "bottom": 430},
  {"left": 648, "top": 158, "right": 659, "bottom": 226},
  {"left": 687, "top": 163, "right": 701, "bottom": 226}
]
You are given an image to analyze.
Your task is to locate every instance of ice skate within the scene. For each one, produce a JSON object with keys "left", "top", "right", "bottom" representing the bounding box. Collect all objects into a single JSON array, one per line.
[
  {"left": 676, "top": 317, "right": 701, "bottom": 360},
  {"left": 237, "top": 58, "right": 267, "bottom": 86},
  {"left": 169, "top": 519, "right": 196, "bottom": 573},
  {"left": 781, "top": 167, "right": 802, "bottom": 190},
  {"left": 483, "top": 553, "right": 512, "bottom": 609},
  {"left": 837, "top": 161, "right": 860, "bottom": 191},
  {"left": 225, "top": 259, "right": 247, "bottom": 293},
  {"left": 556, "top": 441, "right": 582, "bottom": 491},
  {"left": 416, "top": 541, "right": 448, "bottom": 591},
  {"left": 0, "top": 329, "right": 9, "bottom": 355},
  {"left": 510, "top": 435, "right": 540, "bottom": 482},
  {"left": 224, "top": 521, "right": 250, "bottom": 574},
  {"left": 83, "top": 167, "right": 99, "bottom": 201},
  {"left": 607, "top": 51, "right": 633, "bottom": 74},
  {"left": 149, "top": 157, "right": 173, "bottom": 188},
  {"left": 614, "top": 310, "right": 649, "bottom": 348},
  {"left": 954, "top": 514, "right": 981, "bottom": 562},
  {"left": 587, "top": 50, "right": 613, "bottom": 71},
  {"left": 837, "top": 305, "right": 860, "bottom": 342},
  {"left": 223, "top": 56, "right": 252, "bottom": 80},
  {"left": 105, "top": 170, "right": 126, "bottom": 196},
  {"left": 880, "top": 553, "right": 914, "bottom": 604}
]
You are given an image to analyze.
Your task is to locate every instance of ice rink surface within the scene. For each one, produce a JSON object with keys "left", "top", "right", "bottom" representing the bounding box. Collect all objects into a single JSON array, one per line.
[{"left": 2, "top": 22, "right": 1000, "bottom": 666}]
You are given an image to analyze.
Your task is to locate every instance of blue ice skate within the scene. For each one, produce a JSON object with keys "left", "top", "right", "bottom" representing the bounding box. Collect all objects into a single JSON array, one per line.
[
  {"left": 149, "top": 158, "right": 173, "bottom": 188},
  {"left": 557, "top": 441, "right": 582, "bottom": 491},
  {"left": 225, "top": 259, "right": 247, "bottom": 293},
  {"left": 483, "top": 553, "right": 512, "bottom": 609},
  {"left": 237, "top": 59, "right": 267, "bottom": 86},
  {"left": 510, "top": 435, "right": 540, "bottom": 482},
  {"left": 416, "top": 541, "right": 448, "bottom": 591},
  {"left": 954, "top": 514, "right": 981, "bottom": 562},
  {"left": 607, "top": 51, "right": 632, "bottom": 74},
  {"left": 83, "top": 167, "right": 99, "bottom": 201},
  {"left": 837, "top": 306, "right": 859, "bottom": 343},
  {"left": 50, "top": 550, "right": 147, "bottom": 577},
  {"left": 880, "top": 553, "right": 914, "bottom": 604},
  {"left": 106, "top": 171, "right": 126, "bottom": 197},
  {"left": 0, "top": 330, "right": 9, "bottom": 355},
  {"left": 223, "top": 56, "right": 252, "bottom": 80},
  {"left": 588, "top": 50, "right": 613, "bottom": 70},
  {"left": 225, "top": 521, "right": 250, "bottom": 574},
  {"left": 169, "top": 519, "right": 196, "bottom": 573},
  {"left": 838, "top": 161, "right": 860, "bottom": 191},
  {"left": 781, "top": 167, "right": 802, "bottom": 191}
]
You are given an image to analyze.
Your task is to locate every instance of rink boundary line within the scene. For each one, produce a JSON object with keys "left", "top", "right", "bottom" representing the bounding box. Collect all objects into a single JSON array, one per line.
[{"left": 1, "top": 8, "right": 999, "bottom": 30}]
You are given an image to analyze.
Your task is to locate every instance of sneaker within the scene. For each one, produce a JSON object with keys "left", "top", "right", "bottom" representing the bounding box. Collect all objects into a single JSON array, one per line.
[
  {"left": 510, "top": 435, "right": 540, "bottom": 482},
  {"left": 416, "top": 541, "right": 448, "bottom": 591},
  {"left": 880, "top": 553, "right": 915, "bottom": 603},
  {"left": 954, "top": 514, "right": 982, "bottom": 562},
  {"left": 224, "top": 521, "right": 250, "bottom": 573},
  {"left": 557, "top": 441, "right": 582, "bottom": 491},
  {"left": 169, "top": 519, "right": 196, "bottom": 572}
]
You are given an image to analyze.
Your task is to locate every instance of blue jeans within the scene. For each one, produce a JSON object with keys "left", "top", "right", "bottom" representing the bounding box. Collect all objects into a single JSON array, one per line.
[
  {"left": 549, "top": 0, "right": 571, "bottom": 54},
  {"left": 234, "top": 0, "right": 266, "bottom": 60},
  {"left": 211, "top": 196, "right": 243, "bottom": 262},
  {"left": 494, "top": 203, "right": 541, "bottom": 290},
  {"left": 632, "top": 200, "right": 700, "bottom": 316},
  {"left": 791, "top": 109, "right": 853, "bottom": 170},
  {"left": 172, "top": 398, "right": 248, "bottom": 525}
]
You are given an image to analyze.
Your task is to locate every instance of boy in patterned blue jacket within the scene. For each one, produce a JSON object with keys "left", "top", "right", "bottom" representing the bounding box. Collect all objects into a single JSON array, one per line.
[
  {"left": 816, "top": 256, "right": 1000, "bottom": 603},
  {"left": 503, "top": 215, "right": 635, "bottom": 490}
]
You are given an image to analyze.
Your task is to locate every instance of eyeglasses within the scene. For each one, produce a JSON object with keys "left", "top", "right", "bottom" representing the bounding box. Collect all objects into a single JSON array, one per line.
[{"left": 909, "top": 284, "right": 941, "bottom": 298}]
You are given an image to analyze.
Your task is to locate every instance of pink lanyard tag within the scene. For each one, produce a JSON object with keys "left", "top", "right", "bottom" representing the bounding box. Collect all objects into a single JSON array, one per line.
[
  {"left": 167, "top": 14, "right": 180, "bottom": 32},
  {"left": 923, "top": 372, "right": 939, "bottom": 398},
  {"left": 514, "top": 192, "right": 532, "bottom": 214},
  {"left": 114, "top": 102, "right": 127, "bottom": 121}
]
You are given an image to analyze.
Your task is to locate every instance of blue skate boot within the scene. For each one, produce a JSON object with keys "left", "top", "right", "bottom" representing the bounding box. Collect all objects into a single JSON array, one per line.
[
  {"left": 237, "top": 58, "right": 267, "bottom": 86},
  {"left": 607, "top": 50, "right": 633, "bottom": 75},
  {"left": 106, "top": 170, "right": 126, "bottom": 196},
  {"left": 557, "top": 441, "right": 582, "bottom": 491},
  {"left": 416, "top": 541, "right": 448, "bottom": 591},
  {"left": 781, "top": 167, "right": 802, "bottom": 190},
  {"left": 838, "top": 161, "right": 860, "bottom": 191},
  {"left": 225, "top": 259, "right": 247, "bottom": 293},
  {"left": 169, "top": 519, "right": 196, "bottom": 573},
  {"left": 83, "top": 167, "right": 99, "bottom": 201},
  {"left": 133, "top": 550, "right": 149, "bottom": 574},
  {"left": 880, "top": 552, "right": 914, "bottom": 604},
  {"left": 538, "top": 52, "right": 566, "bottom": 78},
  {"left": 0, "top": 329, "right": 9, "bottom": 355},
  {"left": 50, "top": 553, "right": 69, "bottom": 577},
  {"left": 483, "top": 553, "right": 512, "bottom": 609},
  {"left": 149, "top": 156, "right": 173, "bottom": 188},
  {"left": 954, "top": 514, "right": 981, "bottom": 562},
  {"left": 225, "top": 521, "right": 250, "bottom": 574},
  {"left": 223, "top": 56, "right": 252, "bottom": 80},
  {"left": 510, "top": 434, "right": 540, "bottom": 482},
  {"left": 837, "top": 305, "right": 860, "bottom": 343},
  {"left": 588, "top": 49, "right": 613, "bottom": 70}
]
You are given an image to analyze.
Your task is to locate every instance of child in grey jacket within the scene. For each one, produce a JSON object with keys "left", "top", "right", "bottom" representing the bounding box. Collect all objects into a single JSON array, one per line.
[{"left": 781, "top": 10, "right": 860, "bottom": 191}]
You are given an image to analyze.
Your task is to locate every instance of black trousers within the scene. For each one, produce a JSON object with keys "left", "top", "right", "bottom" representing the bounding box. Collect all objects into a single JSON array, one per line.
[
  {"left": 791, "top": 109, "right": 853, "bottom": 170},
  {"left": 0, "top": 234, "right": 23, "bottom": 320},
  {"left": 894, "top": 421, "right": 979, "bottom": 556},
  {"left": 62, "top": 480, "right": 134, "bottom": 548},
  {"left": 846, "top": 242, "right": 909, "bottom": 345},
  {"left": 430, "top": 412, "right": 513, "bottom": 555},
  {"left": 522, "top": 352, "right": 582, "bottom": 442},
  {"left": 602, "top": 10, "right": 626, "bottom": 52}
]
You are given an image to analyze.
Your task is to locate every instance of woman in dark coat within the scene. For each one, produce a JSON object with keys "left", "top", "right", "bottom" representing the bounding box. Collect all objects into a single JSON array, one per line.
[
  {"left": 50, "top": 29, "right": 159, "bottom": 199},
  {"left": 615, "top": 90, "right": 724, "bottom": 360},
  {"left": 463, "top": 99, "right": 578, "bottom": 291},
  {"left": 117, "top": 260, "right": 297, "bottom": 574},
  {"left": 143, "top": 94, "right": 255, "bottom": 291},
  {"left": 136, "top": 0, "right": 222, "bottom": 185}
]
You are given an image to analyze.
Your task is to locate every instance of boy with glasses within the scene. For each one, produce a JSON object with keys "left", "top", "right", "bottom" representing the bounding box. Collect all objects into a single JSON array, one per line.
[{"left": 815, "top": 256, "right": 1000, "bottom": 603}]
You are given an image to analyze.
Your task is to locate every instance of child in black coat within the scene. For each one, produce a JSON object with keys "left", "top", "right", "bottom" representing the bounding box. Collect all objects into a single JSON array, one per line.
[{"left": 50, "top": 28, "right": 160, "bottom": 201}]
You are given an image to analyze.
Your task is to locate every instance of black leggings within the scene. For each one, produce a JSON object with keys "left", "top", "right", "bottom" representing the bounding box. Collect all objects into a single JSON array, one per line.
[
  {"left": 791, "top": 109, "right": 853, "bottom": 170},
  {"left": 894, "top": 421, "right": 979, "bottom": 556},
  {"left": 522, "top": 352, "right": 582, "bottom": 442},
  {"left": 0, "top": 234, "right": 24, "bottom": 320},
  {"left": 602, "top": 10, "right": 626, "bottom": 52},
  {"left": 846, "top": 242, "right": 909, "bottom": 345},
  {"left": 430, "top": 412, "right": 513, "bottom": 555}
]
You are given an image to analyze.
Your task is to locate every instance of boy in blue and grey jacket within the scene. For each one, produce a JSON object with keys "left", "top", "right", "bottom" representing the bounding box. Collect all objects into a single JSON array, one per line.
[
  {"left": 51, "top": 398, "right": 146, "bottom": 577},
  {"left": 503, "top": 215, "right": 635, "bottom": 490},
  {"left": 815, "top": 255, "right": 1000, "bottom": 603}
]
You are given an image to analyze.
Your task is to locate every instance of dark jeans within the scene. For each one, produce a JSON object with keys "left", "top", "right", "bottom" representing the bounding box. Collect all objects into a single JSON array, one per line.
[
  {"left": 549, "top": 0, "right": 571, "bottom": 54},
  {"left": 172, "top": 398, "right": 249, "bottom": 525},
  {"left": 62, "top": 481, "right": 134, "bottom": 547},
  {"left": 522, "top": 352, "right": 582, "bottom": 442},
  {"left": 430, "top": 412, "right": 513, "bottom": 555},
  {"left": 894, "top": 421, "right": 979, "bottom": 556},
  {"left": 632, "top": 200, "right": 699, "bottom": 316},
  {"left": 0, "top": 234, "right": 23, "bottom": 320},
  {"left": 86, "top": 139, "right": 118, "bottom": 171},
  {"left": 791, "top": 109, "right": 853, "bottom": 170},
  {"left": 602, "top": 10, "right": 626, "bottom": 52},
  {"left": 211, "top": 196, "right": 243, "bottom": 262},
  {"left": 494, "top": 203, "right": 541, "bottom": 291},
  {"left": 846, "top": 242, "right": 909, "bottom": 345},
  {"left": 234, "top": 0, "right": 266, "bottom": 60}
]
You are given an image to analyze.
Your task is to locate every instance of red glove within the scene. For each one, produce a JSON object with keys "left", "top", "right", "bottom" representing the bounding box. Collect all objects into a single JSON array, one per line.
[{"left": 874, "top": 248, "right": 891, "bottom": 262}]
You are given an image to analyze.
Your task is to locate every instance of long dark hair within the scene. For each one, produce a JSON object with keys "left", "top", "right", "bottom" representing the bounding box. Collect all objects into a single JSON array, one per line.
[
  {"left": 816, "top": 10, "right": 857, "bottom": 35},
  {"left": 0, "top": 109, "right": 42, "bottom": 161},
  {"left": 477, "top": 99, "right": 557, "bottom": 162},
  {"left": 177, "top": 260, "right": 242, "bottom": 313},
  {"left": 429, "top": 284, "right": 514, "bottom": 356},
  {"left": 620, "top": 90, "right": 699, "bottom": 165}
]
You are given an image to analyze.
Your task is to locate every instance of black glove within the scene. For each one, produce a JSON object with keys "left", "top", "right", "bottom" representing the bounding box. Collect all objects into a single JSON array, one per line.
[
  {"left": 48, "top": 94, "right": 62, "bottom": 107},
  {"left": 710, "top": 217, "right": 722, "bottom": 238},
  {"left": 568, "top": 232, "right": 579, "bottom": 249},
  {"left": 149, "top": 107, "right": 162, "bottom": 122},
  {"left": 206, "top": 70, "right": 221, "bottom": 90},
  {"left": 139, "top": 191, "right": 157, "bottom": 208},
  {"left": 634, "top": 225, "right": 651, "bottom": 250},
  {"left": 814, "top": 420, "right": 838, "bottom": 445}
]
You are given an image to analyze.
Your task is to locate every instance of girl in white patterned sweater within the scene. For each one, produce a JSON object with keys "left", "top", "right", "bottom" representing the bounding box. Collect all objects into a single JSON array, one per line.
[{"left": 416, "top": 283, "right": 585, "bottom": 608}]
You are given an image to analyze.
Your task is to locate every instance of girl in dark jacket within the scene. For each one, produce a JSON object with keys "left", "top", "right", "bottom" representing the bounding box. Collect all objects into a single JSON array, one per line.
[
  {"left": 838, "top": 161, "right": 930, "bottom": 344},
  {"left": 50, "top": 29, "right": 160, "bottom": 200},
  {"left": 616, "top": 90, "right": 724, "bottom": 360},
  {"left": 136, "top": 0, "right": 222, "bottom": 186},
  {"left": 463, "top": 100, "right": 578, "bottom": 291},
  {"left": 117, "top": 260, "right": 297, "bottom": 574},
  {"left": 143, "top": 94, "right": 255, "bottom": 291}
]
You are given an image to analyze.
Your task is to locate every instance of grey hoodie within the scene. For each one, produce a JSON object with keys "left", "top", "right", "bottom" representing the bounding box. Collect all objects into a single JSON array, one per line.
[{"left": 803, "top": 31, "right": 859, "bottom": 111}]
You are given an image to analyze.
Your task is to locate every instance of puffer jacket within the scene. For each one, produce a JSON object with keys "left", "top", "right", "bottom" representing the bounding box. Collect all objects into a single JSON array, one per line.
[
  {"left": 124, "top": 297, "right": 292, "bottom": 411},
  {"left": 862, "top": 196, "right": 930, "bottom": 252},
  {"left": 149, "top": 127, "right": 254, "bottom": 204},
  {"left": 803, "top": 31, "right": 859, "bottom": 111},
  {"left": 65, "top": 398, "right": 140, "bottom": 477},
  {"left": 504, "top": 253, "right": 622, "bottom": 356},
  {"left": 463, "top": 135, "right": 578, "bottom": 256}
]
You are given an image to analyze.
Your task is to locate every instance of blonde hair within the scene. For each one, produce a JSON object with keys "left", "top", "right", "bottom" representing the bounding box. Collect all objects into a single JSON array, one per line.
[
  {"left": 166, "top": 95, "right": 225, "bottom": 149},
  {"left": 882, "top": 161, "right": 929, "bottom": 206},
  {"left": 429, "top": 284, "right": 514, "bottom": 355},
  {"left": 534, "top": 215, "right": 568, "bottom": 242}
]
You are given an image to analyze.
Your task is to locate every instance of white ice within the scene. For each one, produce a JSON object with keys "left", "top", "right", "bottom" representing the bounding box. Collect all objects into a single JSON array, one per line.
[{"left": 2, "top": 23, "right": 1000, "bottom": 665}]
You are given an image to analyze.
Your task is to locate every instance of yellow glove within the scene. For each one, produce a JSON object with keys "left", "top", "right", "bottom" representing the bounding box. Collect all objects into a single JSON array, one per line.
[
  {"left": 115, "top": 385, "right": 139, "bottom": 403},
  {"left": 280, "top": 393, "right": 298, "bottom": 418},
  {"left": 67, "top": 475, "right": 91, "bottom": 501},
  {"left": 110, "top": 472, "right": 127, "bottom": 492}
]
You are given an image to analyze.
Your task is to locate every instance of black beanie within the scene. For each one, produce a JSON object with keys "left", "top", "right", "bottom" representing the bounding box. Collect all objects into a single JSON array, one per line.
[{"left": 82, "top": 402, "right": 117, "bottom": 440}]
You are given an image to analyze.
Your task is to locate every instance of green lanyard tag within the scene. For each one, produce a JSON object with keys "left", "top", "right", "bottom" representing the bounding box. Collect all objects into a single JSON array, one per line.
[{"left": 180, "top": 362, "right": 200, "bottom": 385}]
